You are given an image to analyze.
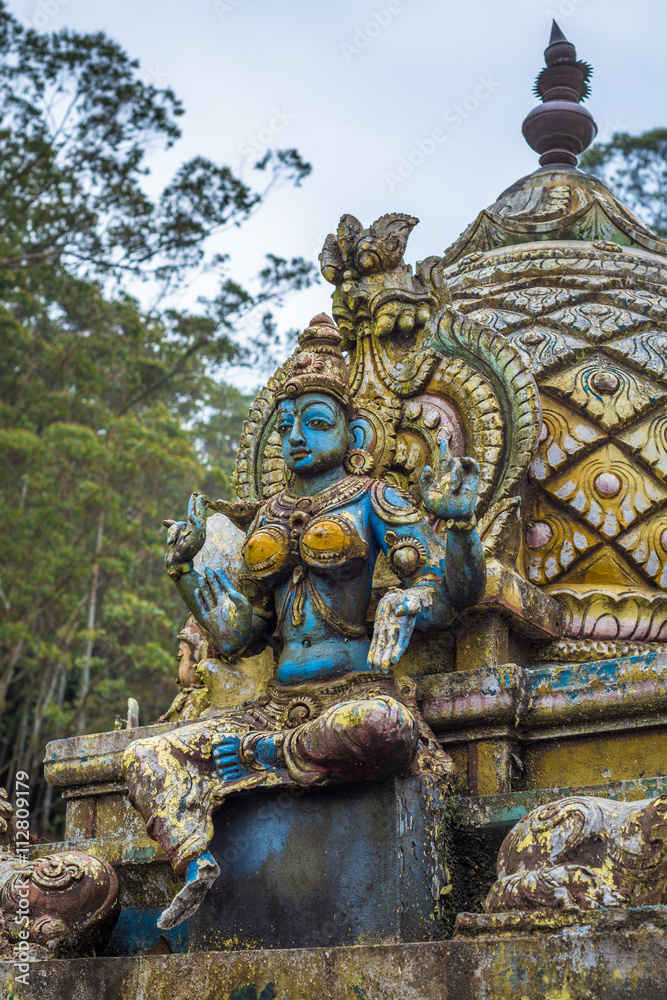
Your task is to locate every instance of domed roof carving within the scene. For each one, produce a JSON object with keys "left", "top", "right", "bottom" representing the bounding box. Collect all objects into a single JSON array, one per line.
[{"left": 443, "top": 168, "right": 667, "bottom": 266}]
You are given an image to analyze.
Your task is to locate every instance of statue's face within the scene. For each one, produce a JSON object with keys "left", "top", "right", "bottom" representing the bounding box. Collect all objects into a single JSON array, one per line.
[{"left": 277, "top": 392, "right": 349, "bottom": 476}]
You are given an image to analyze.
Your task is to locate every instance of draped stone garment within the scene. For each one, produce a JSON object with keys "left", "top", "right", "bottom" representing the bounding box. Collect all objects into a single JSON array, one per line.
[{"left": 121, "top": 671, "right": 452, "bottom": 872}]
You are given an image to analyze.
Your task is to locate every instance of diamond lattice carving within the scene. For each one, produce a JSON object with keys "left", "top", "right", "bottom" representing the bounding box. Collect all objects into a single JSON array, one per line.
[
  {"left": 542, "top": 356, "right": 667, "bottom": 432},
  {"left": 524, "top": 495, "right": 601, "bottom": 586},
  {"left": 544, "top": 443, "right": 667, "bottom": 539},
  {"left": 531, "top": 394, "right": 607, "bottom": 482},
  {"left": 618, "top": 409, "right": 667, "bottom": 485},
  {"left": 618, "top": 509, "right": 667, "bottom": 590}
]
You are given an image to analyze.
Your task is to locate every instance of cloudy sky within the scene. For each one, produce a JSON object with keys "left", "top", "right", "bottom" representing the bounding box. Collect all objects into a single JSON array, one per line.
[{"left": 7, "top": 0, "right": 666, "bottom": 388}]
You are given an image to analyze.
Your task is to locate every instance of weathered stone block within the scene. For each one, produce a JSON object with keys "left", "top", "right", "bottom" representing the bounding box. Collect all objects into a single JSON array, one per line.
[
  {"left": 188, "top": 773, "right": 450, "bottom": 951},
  {"left": 4, "top": 929, "right": 667, "bottom": 1000}
]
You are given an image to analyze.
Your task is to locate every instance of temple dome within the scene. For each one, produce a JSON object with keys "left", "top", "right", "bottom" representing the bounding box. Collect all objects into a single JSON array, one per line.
[
  {"left": 443, "top": 23, "right": 667, "bottom": 268},
  {"left": 431, "top": 24, "right": 667, "bottom": 658},
  {"left": 443, "top": 167, "right": 667, "bottom": 266}
]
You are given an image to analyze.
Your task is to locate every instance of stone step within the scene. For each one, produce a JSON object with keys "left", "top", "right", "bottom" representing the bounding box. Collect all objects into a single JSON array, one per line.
[{"left": 3, "top": 924, "right": 667, "bottom": 1000}]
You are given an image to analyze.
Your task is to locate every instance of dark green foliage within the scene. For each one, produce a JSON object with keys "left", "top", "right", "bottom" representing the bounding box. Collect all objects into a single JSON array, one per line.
[
  {"left": 580, "top": 128, "right": 667, "bottom": 236},
  {"left": 0, "top": 1, "right": 317, "bottom": 836}
]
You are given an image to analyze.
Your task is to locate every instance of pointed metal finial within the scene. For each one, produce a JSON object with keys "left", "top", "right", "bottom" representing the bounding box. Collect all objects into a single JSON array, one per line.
[
  {"left": 522, "top": 23, "right": 597, "bottom": 169},
  {"left": 545, "top": 20, "right": 578, "bottom": 67},
  {"left": 549, "top": 20, "right": 567, "bottom": 45}
]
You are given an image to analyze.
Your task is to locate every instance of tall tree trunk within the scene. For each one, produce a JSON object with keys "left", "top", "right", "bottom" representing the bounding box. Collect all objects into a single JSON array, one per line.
[
  {"left": 7, "top": 700, "right": 29, "bottom": 795},
  {"left": 0, "top": 639, "right": 26, "bottom": 709},
  {"left": 76, "top": 509, "right": 105, "bottom": 735},
  {"left": 41, "top": 666, "right": 67, "bottom": 834}
]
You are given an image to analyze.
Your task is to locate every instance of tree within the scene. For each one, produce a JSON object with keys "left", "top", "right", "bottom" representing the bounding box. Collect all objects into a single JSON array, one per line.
[
  {"left": 0, "top": 2, "right": 318, "bottom": 835},
  {"left": 580, "top": 128, "right": 667, "bottom": 236}
]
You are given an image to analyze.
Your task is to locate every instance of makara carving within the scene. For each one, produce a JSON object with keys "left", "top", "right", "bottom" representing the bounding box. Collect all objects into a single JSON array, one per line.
[
  {"left": 0, "top": 789, "right": 118, "bottom": 958},
  {"left": 486, "top": 793, "right": 667, "bottom": 913}
]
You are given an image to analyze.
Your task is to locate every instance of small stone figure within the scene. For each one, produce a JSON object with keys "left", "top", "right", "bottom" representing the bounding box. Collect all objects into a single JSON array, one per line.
[
  {"left": 0, "top": 789, "right": 119, "bottom": 957},
  {"left": 122, "top": 314, "right": 486, "bottom": 929},
  {"left": 159, "top": 614, "right": 272, "bottom": 722},
  {"left": 485, "top": 793, "right": 667, "bottom": 912},
  {"left": 158, "top": 616, "right": 215, "bottom": 723}
]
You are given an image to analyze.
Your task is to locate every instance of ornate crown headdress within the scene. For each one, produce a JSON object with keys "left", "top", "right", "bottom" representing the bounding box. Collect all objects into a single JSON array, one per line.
[{"left": 275, "top": 313, "right": 355, "bottom": 417}]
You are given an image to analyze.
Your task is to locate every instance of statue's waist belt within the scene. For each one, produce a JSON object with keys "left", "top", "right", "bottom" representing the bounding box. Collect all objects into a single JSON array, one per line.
[{"left": 244, "top": 670, "right": 406, "bottom": 731}]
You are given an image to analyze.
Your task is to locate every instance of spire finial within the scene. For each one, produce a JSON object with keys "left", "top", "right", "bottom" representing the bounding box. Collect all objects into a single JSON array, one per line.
[
  {"left": 521, "top": 23, "right": 597, "bottom": 169},
  {"left": 549, "top": 19, "right": 567, "bottom": 45}
]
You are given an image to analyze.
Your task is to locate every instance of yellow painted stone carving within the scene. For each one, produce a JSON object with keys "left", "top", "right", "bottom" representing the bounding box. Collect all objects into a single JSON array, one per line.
[{"left": 485, "top": 794, "right": 667, "bottom": 913}]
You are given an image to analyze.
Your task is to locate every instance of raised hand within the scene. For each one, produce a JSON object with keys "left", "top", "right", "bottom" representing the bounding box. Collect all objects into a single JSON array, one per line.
[
  {"left": 368, "top": 587, "right": 434, "bottom": 672},
  {"left": 193, "top": 566, "right": 253, "bottom": 658},
  {"left": 163, "top": 492, "right": 208, "bottom": 577},
  {"left": 419, "top": 438, "right": 480, "bottom": 522}
]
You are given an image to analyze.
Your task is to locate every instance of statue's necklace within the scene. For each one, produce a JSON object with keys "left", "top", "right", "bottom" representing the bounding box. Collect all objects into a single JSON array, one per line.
[{"left": 266, "top": 475, "right": 372, "bottom": 525}]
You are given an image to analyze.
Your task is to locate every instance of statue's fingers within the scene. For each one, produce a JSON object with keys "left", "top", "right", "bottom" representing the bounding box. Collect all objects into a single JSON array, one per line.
[
  {"left": 450, "top": 458, "right": 465, "bottom": 494},
  {"left": 379, "top": 621, "right": 401, "bottom": 671},
  {"left": 194, "top": 494, "right": 209, "bottom": 520},
  {"left": 367, "top": 638, "right": 382, "bottom": 669},
  {"left": 367, "top": 629, "right": 381, "bottom": 665},
  {"left": 162, "top": 519, "right": 175, "bottom": 528},
  {"left": 368, "top": 618, "right": 388, "bottom": 655},
  {"left": 438, "top": 437, "right": 453, "bottom": 472},
  {"left": 187, "top": 492, "right": 199, "bottom": 519},
  {"left": 387, "top": 637, "right": 407, "bottom": 666},
  {"left": 390, "top": 616, "right": 416, "bottom": 664},
  {"left": 212, "top": 568, "right": 242, "bottom": 603},
  {"left": 194, "top": 586, "right": 209, "bottom": 613},
  {"left": 419, "top": 464, "right": 434, "bottom": 490},
  {"left": 461, "top": 456, "right": 480, "bottom": 476},
  {"left": 368, "top": 617, "right": 393, "bottom": 667},
  {"left": 204, "top": 567, "right": 224, "bottom": 602}
]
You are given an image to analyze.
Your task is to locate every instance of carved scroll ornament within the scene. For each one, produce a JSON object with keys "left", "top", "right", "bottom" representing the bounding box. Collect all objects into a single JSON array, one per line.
[{"left": 485, "top": 793, "right": 667, "bottom": 913}]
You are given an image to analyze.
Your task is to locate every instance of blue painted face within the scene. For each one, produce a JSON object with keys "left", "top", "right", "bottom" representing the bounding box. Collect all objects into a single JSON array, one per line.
[{"left": 277, "top": 392, "right": 349, "bottom": 476}]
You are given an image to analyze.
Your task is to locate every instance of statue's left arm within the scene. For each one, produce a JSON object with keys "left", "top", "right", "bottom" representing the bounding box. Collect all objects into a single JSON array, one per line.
[
  {"left": 368, "top": 441, "right": 485, "bottom": 670},
  {"left": 163, "top": 493, "right": 255, "bottom": 658},
  {"left": 420, "top": 438, "right": 486, "bottom": 610}
]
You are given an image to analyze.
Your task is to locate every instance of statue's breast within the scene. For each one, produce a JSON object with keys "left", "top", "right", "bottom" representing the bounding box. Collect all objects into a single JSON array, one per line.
[
  {"left": 300, "top": 513, "right": 370, "bottom": 578},
  {"left": 242, "top": 510, "right": 370, "bottom": 586},
  {"left": 243, "top": 523, "right": 293, "bottom": 586}
]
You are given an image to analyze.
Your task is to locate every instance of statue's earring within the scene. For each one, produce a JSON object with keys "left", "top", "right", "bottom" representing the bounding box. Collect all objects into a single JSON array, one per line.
[{"left": 344, "top": 448, "right": 374, "bottom": 476}]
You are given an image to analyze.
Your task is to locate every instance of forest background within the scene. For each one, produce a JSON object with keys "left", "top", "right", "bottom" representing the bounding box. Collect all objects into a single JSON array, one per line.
[{"left": 0, "top": 4, "right": 664, "bottom": 836}]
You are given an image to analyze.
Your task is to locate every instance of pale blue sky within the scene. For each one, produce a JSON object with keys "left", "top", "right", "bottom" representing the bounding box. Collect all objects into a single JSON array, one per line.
[{"left": 7, "top": 0, "right": 666, "bottom": 387}]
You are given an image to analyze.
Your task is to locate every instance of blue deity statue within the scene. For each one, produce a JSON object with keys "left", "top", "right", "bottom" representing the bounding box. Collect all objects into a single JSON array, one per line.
[{"left": 121, "top": 314, "right": 485, "bottom": 929}]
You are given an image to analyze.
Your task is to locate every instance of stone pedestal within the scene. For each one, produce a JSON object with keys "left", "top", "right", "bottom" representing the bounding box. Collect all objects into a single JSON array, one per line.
[
  {"left": 188, "top": 773, "right": 450, "bottom": 951},
  {"left": 5, "top": 929, "right": 667, "bottom": 1000}
]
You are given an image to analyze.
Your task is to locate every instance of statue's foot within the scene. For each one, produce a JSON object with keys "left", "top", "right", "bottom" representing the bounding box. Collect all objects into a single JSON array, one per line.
[
  {"left": 213, "top": 732, "right": 283, "bottom": 781},
  {"left": 157, "top": 851, "right": 220, "bottom": 930}
]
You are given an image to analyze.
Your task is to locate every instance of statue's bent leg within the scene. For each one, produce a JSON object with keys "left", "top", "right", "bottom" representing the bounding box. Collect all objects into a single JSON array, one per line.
[
  {"left": 282, "top": 695, "right": 418, "bottom": 786},
  {"left": 122, "top": 714, "right": 256, "bottom": 873}
]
